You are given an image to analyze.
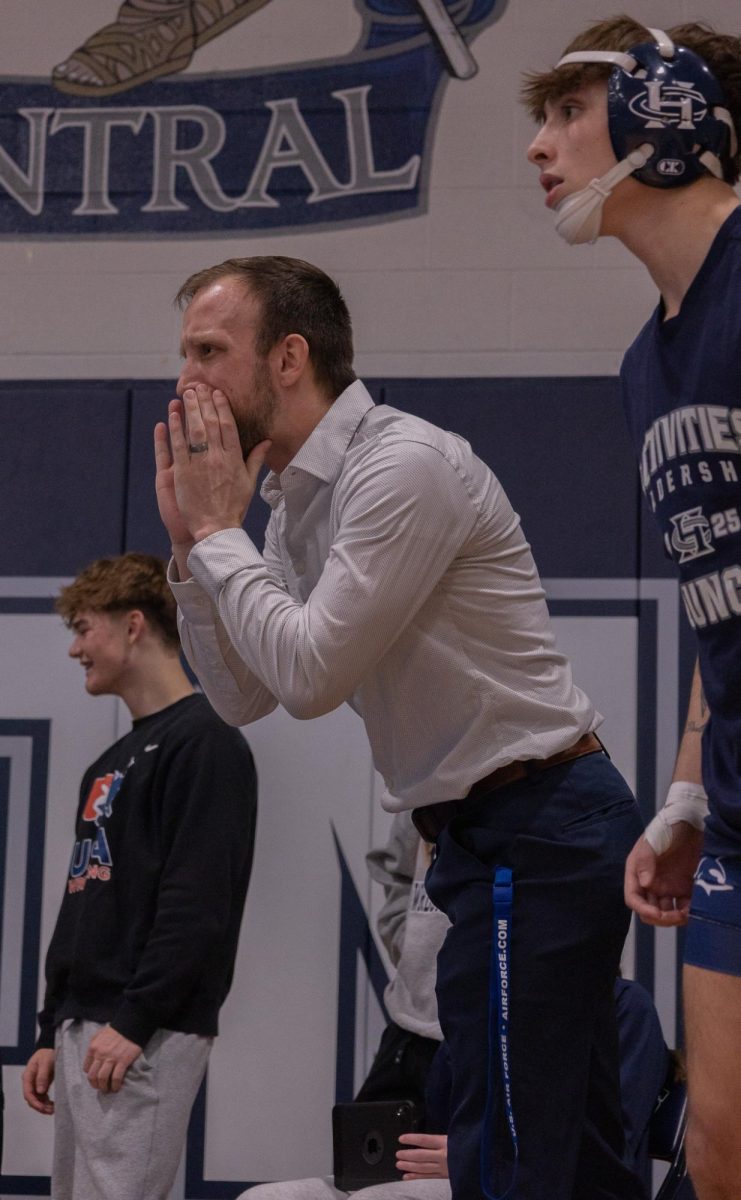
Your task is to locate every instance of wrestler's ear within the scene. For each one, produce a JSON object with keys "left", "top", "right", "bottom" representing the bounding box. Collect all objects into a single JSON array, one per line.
[
  {"left": 124, "top": 609, "right": 146, "bottom": 644},
  {"left": 273, "top": 333, "right": 309, "bottom": 387}
]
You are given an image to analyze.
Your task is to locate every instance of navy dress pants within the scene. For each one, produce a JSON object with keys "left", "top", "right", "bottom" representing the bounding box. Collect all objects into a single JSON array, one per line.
[{"left": 425, "top": 752, "right": 646, "bottom": 1200}]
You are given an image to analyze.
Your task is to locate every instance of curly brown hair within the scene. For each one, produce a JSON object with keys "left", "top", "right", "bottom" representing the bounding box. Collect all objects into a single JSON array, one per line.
[
  {"left": 521, "top": 15, "right": 741, "bottom": 184},
  {"left": 56, "top": 553, "right": 179, "bottom": 650}
]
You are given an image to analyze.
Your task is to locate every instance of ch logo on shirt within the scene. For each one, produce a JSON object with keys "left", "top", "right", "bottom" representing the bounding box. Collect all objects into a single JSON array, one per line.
[
  {"left": 629, "top": 81, "right": 707, "bottom": 130},
  {"left": 669, "top": 507, "right": 714, "bottom": 563},
  {"left": 82, "top": 771, "right": 124, "bottom": 824}
]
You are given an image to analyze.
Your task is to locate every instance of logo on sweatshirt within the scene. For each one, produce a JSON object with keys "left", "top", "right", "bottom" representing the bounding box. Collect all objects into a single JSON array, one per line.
[
  {"left": 82, "top": 770, "right": 124, "bottom": 823},
  {"left": 68, "top": 770, "right": 124, "bottom": 892}
]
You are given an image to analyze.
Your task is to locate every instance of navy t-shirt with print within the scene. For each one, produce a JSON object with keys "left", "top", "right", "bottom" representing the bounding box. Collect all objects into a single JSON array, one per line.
[{"left": 621, "top": 207, "right": 741, "bottom": 852}]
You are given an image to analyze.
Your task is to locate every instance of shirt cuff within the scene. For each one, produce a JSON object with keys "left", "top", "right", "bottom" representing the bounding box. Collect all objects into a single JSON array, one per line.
[
  {"left": 167, "top": 557, "right": 219, "bottom": 625},
  {"left": 109, "top": 999, "right": 159, "bottom": 1050},
  {"left": 35, "top": 1024, "right": 56, "bottom": 1051},
  {"left": 187, "top": 528, "right": 264, "bottom": 605}
]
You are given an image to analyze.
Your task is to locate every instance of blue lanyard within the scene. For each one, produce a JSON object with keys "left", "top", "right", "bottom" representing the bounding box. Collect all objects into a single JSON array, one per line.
[{"left": 480, "top": 866, "right": 519, "bottom": 1200}]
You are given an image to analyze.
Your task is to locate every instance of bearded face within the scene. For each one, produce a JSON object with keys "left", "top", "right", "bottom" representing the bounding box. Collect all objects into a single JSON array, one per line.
[{"left": 232, "top": 352, "right": 280, "bottom": 460}]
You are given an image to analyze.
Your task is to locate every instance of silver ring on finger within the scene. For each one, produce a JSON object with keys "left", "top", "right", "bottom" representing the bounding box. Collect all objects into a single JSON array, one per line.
[{"left": 188, "top": 441, "right": 209, "bottom": 455}]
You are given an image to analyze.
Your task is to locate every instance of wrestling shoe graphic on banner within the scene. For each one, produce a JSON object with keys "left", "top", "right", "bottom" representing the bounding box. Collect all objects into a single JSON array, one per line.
[
  {"left": 51, "top": 0, "right": 484, "bottom": 96},
  {"left": 52, "top": 0, "right": 273, "bottom": 97}
]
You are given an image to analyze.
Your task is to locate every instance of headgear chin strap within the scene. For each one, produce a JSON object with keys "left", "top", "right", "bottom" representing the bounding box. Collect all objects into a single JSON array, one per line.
[
  {"left": 554, "top": 144, "right": 653, "bottom": 244},
  {"left": 553, "top": 27, "right": 737, "bottom": 243}
]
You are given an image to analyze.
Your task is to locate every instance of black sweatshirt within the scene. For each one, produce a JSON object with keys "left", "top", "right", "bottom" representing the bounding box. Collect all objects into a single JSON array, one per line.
[{"left": 37, "top": 694, "right": 257, "bottom": 1050}]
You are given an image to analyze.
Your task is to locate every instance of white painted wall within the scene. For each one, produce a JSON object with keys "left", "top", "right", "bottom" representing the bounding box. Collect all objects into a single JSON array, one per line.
[{"left": 1, "top": 0, "right": 737, "bottom": 382}]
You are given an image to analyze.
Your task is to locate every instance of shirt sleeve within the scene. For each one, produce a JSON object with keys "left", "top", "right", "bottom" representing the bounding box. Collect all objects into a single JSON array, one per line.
[
  {"left": 35, "top": 770, "right": 94, "bottom": 1050},
  {"left": 185, "top": 439, "right": 479, "bottom": 721},
  {"left": 36, "top": 971, "right": 67, "bottom": 1049},
  {"left": 171, "top": 562, "right": 280, "bottom": 727}
]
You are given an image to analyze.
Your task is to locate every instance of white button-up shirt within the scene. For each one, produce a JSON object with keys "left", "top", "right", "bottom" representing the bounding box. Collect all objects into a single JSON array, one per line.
[{"left": 171, "top": 380, "right": 596, "bottom": 809}]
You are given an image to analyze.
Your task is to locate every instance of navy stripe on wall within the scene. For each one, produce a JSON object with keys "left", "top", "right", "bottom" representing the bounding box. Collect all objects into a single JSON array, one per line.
[{"left": 3, "top": 377, "right": 673, "bottom": 582}]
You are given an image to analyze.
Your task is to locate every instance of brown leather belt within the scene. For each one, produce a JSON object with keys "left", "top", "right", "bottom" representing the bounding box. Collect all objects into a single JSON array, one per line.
[{"left": 411, "top": 731, "right": 603, "bottom": 842}]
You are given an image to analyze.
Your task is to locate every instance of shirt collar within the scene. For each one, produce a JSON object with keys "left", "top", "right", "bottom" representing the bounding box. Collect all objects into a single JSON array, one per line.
[{"left": 261, "top": 379, "right": 375, "bottom": 507}]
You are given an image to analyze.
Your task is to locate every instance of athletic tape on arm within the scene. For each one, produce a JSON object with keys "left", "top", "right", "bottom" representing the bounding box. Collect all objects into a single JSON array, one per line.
[{"left": 644, "top": 781, "right": 709, "bottom": 854}]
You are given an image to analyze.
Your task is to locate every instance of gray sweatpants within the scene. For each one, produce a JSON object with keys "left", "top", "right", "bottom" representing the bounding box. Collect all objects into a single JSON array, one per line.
[{"left": 52, "top": 1019, "right": 212, "bottom": 1200}]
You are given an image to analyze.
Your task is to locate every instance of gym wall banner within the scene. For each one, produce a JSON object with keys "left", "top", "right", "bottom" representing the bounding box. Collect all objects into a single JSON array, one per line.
[{"left": 0, "top": 0, "right": 504, "bottom": 237}]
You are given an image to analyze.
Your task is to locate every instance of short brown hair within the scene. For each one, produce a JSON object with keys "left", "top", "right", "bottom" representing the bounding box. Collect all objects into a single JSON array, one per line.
[
  {"left": 176, "top": 255, "right": 357, "bottom": 399},
  {"left": 56, "top": 553, "right": 179, "bottom": 650},
  {"left": 521, "top": 16, "right": 741, "bottom": 184}
]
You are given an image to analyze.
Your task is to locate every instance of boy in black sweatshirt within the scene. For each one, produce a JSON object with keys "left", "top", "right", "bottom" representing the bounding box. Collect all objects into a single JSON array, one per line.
[{"left": 22, "top": 552, "right": 257, "bottom": 1200}]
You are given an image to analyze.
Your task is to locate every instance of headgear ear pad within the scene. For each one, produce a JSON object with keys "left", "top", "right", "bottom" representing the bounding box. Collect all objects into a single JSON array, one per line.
[{"left": 607, "top": 40, "right": 733, "bottom": 188}]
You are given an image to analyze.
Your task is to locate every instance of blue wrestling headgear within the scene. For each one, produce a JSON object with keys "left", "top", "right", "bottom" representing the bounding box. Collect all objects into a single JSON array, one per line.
[{"left": 552, "top": 27, "right": 738, "bottom": 244}]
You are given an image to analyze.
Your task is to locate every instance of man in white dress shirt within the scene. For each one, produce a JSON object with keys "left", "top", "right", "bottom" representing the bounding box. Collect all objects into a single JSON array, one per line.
[{"left": 154, "top": 254, "right": 644, "bottom": 1200}]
